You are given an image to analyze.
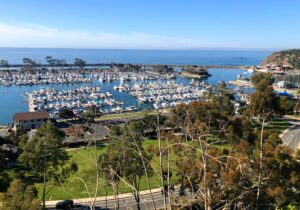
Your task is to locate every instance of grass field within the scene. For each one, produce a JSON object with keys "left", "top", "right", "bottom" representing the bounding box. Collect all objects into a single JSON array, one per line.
[
  {"left": 35, "top": 138, "right": 178, "bottom": 200},
  {"left": 95, "top": 111, "right": 155, "bottom": 121},
  {"left": 95, "top": 109, "right": 170, "bottom": 121},
  {"left": 265, "top": 119, "right": 291, "bottom": 135}
]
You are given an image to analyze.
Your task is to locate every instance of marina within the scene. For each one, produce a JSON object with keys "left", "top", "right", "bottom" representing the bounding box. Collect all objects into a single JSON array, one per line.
[
  {"left": 2, "top": 49, "right": 295, "bottom": 125},
  {"left": 23, "top": 67, "right": 212, "bottom": 118},
  {"left": 0, "top": 67, "right": 251, "bottom": 125},
  {"left": 27, "top": 87, "right": 132, "bottom": 117},
  {"left": 127, "top": 80, "right": 209, "bottom": 109},
  {"left": 0, "top": 71, "right": 92, "bottom": 86}
]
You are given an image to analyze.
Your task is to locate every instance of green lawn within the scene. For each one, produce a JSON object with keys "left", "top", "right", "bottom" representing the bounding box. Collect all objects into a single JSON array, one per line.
[
  {"left": 95, "top": 109, "right": 170, "bottom": 121},
  {"left": 35, "top": 138, "right": 178, "bottom": 200},
  {"left": 265, "top": 119, "right": 292, "bottom": 135},
  {"left": 95, "top": 110, "right": 156, "bottom": 121}
]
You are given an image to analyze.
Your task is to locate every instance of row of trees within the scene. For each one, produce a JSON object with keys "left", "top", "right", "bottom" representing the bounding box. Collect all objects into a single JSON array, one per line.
[{"left": 0, "top": 57, "right": 86, "bottom": 70}]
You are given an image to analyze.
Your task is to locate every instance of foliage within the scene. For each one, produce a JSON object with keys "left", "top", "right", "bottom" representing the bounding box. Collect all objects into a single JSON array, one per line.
[
  {"left": 110, "top": 125, "right": 123, "bottom": 136},
  {"left": 45, "top": 56, "right": 67, "bottom": 67},
  {"left": 251, "top": 72, "right": 274, "bottom": 86},
  {"left": 81, "top": 105, "right": 102, "bottom": 122},
  {"left": 124, "top": 119, "right": 145, "bottom": 140},
  {"left": 58, "top": 107, "right": 75, "bottom": 119},
  {"left": 74, "top": 58, "right": 86, "bottom": 69},
  {"left": 99, "top": 137, "right": 153, "bottom": 209},
  {"left": 210, "top": 91, "right": 235, "bottom": 116},
  {"left": 0, "top": 59, "right": 8, "bottom": 66},
  {"left": 279, "top": 96, "right": 296, "bottom": 115},
  {"left": 262, "top": 49, "right": 300, "bottom": 69},
  {"left": 249, "top": 73, "right": 281, "bottom": 121},
  {"left": 0, "top": 179, "right": 40, "bottom": 210},
  {"left": 18, "top": 123, "right": 77, "bottom": 207},
  {"left": 18, "top": 123, "right": 68, "bottom": 173}
]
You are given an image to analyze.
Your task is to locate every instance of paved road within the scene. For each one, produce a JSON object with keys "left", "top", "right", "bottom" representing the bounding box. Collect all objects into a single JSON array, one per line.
[
  {"left": 91, "top": 191, "right": 174, "bottom": 210},
  {"left": 282, "top": 125, "right": 300, "bottom": 150},
  {"left": 47, "top": 190, "right": 181, "bottom": 210}
]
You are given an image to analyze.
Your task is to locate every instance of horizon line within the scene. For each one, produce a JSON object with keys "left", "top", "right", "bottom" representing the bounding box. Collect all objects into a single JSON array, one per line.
[{"left": 0, "top": 46, "right": 285, "bottom": 51}]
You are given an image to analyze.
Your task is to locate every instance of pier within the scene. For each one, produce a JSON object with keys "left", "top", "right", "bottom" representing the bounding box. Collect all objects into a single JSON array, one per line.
[{"left": 28, "top": 94, "right": 35, "bottom": 112}]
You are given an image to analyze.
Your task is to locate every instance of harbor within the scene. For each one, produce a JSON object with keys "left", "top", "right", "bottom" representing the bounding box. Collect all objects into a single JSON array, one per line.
[
  {"left": 0, "top": 66, "right": 252, "bottom": 124},
  {"left": 0, "top": 71, "right": 92, "bottom": 86},
  {"left": 1, "top": 56, "right": 299, "bottom": 125}
]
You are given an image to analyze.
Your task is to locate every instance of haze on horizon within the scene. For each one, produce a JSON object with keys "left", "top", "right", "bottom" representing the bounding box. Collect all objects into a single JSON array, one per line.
[{"left": 0, "top": 0, "right": 299, "bottom": 50}]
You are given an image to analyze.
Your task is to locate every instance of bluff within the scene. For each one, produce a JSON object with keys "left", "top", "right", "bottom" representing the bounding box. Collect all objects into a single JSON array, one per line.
[{"left": 261, "top": 49, "right": 300, "bottom": 69}]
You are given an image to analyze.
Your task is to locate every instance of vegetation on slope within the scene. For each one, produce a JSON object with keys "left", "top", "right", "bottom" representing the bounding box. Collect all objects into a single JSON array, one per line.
[{"left": 261, "top": 49, "right": 300, "bottom": 69}]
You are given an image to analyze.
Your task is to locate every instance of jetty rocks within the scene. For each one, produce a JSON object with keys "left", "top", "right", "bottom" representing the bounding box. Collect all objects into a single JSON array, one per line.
[{"left": 261, "top": 49, "right": 300, "bottom": 69}]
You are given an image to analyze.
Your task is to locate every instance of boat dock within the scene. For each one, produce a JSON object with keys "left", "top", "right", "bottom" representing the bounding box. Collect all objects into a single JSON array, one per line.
[
  {"left": 28, "top": 94, "right": 35, "bottom": 112},
  {"left": 228, "top": 80, "right": 253, "bottom": 87}
]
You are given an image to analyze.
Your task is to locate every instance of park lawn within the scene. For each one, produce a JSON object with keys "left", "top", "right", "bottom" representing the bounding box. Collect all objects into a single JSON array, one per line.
[
  {"left": 265, "top": 119, "right": 291, "bottom": 135},
  {"left": 35, "top": 138, "right": 179, "bottom": 200},
  {"left": 95, "top": 110, "right": 155, "bottom": 121},
  {"left": 95, "top": 108, "right": 171, "bottom": 121}
]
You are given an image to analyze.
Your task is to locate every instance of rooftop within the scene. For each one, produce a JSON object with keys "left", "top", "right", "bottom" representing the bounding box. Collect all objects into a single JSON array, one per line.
[{"left": 13, "top": 111, "right": 49, "bottom": 122}]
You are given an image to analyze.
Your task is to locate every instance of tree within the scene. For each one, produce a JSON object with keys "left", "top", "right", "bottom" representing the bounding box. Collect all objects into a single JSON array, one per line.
[
  {"left": 110, "top": 125, "right": 123, "bottom": 136},
  {"left": 59, "top": 107, "right": 75, "bottom": 120},
  {"left": 99, "top": 137, "right": 153, "bottom": 210},
  {"left": 248, "top": 73, "right": 282, "bottom": 201},
  {"left": 210, "top": 91, "right": 234, "bottom": 116},
  {"left": 0, "top": 179, "right": 40, "bottom": 210},
  {"left": 23, "top": 58, "right": 36, "bottom": 67},
  {"left": 81, "top": 105, "right": 102, "bottom": 122},
  {"left": 0, "top": 59, "right": 8, "bottom": 67},
  {"left": 279, "top": 96, "right": 296, "bottom": 115},
  {"left": 22, "top": 58, "right": 37, "bottom": 72},
  {"left": 45, "top": 56, "right": 53, "bottom": 64},
  {"left": 249, "top": 74, "right": 279, "bottom": 122},
  {"left": 124, "top": 119, "right": 145, "bottom": 140},
  {"left": 251, "top": 72, "right": 274, "bottom": 87},
  {"left": 261, "top": 145, "right": 300, "bottom": 209},
  {"left": 74, "top": 58, "right": 86, "bottom": 69},
  {"left": 18, "top": 123, "right": 77, "bottom": 209}
]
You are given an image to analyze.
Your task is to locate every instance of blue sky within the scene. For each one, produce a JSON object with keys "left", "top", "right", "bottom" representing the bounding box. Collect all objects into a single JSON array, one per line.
[{"left": 0, "top": 0, "right": 299, "bottom": 49}]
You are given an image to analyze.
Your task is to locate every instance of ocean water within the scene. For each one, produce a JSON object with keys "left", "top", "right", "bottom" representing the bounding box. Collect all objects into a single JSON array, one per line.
[
  {"left": 0, "top": 48, "right": 272, "bottom": 65},
  {"left": 0, "top": 48, "right": 270, "bottom": 125}
]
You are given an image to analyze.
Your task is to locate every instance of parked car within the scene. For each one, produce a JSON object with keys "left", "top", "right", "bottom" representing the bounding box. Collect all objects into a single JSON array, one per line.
[{"left": 55, "top": 200, "right": 74, "bottom": 209}]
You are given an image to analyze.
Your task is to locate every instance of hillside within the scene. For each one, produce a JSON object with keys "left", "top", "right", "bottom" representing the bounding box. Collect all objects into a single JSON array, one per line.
[{"left": 261, "top": 49, "right": 300, "bottom": 69}]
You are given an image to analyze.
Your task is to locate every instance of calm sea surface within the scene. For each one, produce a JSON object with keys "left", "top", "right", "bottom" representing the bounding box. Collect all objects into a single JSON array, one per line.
[
  {"left": 0, "top": 48, "right": 271, "bottom": 65},
  {"left": 0, "top": 48, "right": 271, "bottom": 125}
]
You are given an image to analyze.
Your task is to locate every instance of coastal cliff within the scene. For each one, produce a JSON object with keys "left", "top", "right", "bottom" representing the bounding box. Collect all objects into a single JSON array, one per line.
[{"left": 261, "top": 49, "right": 300, "bottom": 69}]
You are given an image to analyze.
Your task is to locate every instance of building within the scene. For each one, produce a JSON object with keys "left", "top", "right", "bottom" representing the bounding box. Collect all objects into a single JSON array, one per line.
[{"left": 13, "top": 111, "right": 49, "bottom": 131}]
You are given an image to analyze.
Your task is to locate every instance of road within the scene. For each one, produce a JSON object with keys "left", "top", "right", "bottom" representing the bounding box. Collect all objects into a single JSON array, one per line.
[
  {"left": 282, "top": 125, "right": 300, "bottom": 150},
  {"left": 47, "top": 190, "right": 182, "bottom": 210},
  {"left": 91, "top": 191, "right": 175, "bottom": 210}
]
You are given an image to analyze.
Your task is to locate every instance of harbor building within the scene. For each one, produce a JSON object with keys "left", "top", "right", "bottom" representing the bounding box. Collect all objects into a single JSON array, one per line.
[{"left": 13, "top": 111, "right": 49, "bottom": 131}]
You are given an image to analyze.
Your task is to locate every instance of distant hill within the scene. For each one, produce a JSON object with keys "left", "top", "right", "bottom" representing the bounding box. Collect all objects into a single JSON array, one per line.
[{"left": 261, "top": 49, "right": 300, "bottom": 69}]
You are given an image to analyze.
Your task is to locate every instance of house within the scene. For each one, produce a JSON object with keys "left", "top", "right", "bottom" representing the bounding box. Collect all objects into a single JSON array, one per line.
[{"left": 13, "top": 111, "right": 49, "bottom": 131}]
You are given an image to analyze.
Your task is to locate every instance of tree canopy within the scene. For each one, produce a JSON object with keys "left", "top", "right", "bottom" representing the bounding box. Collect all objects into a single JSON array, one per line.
[
  {"left": 59, "top": 107, "right": 75, "bottom": 119},
  {"left": 0, "top": 179, "right": 40, "bottom": 210},
  {"left": 74, "top": 58, "right": 86, "bottom": 69},
  {"left": 18, "top": 123, "right": 77, "bottom": 208},
  {"left": 99, "top": 137, "right": 153, "bottom": 210}
]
